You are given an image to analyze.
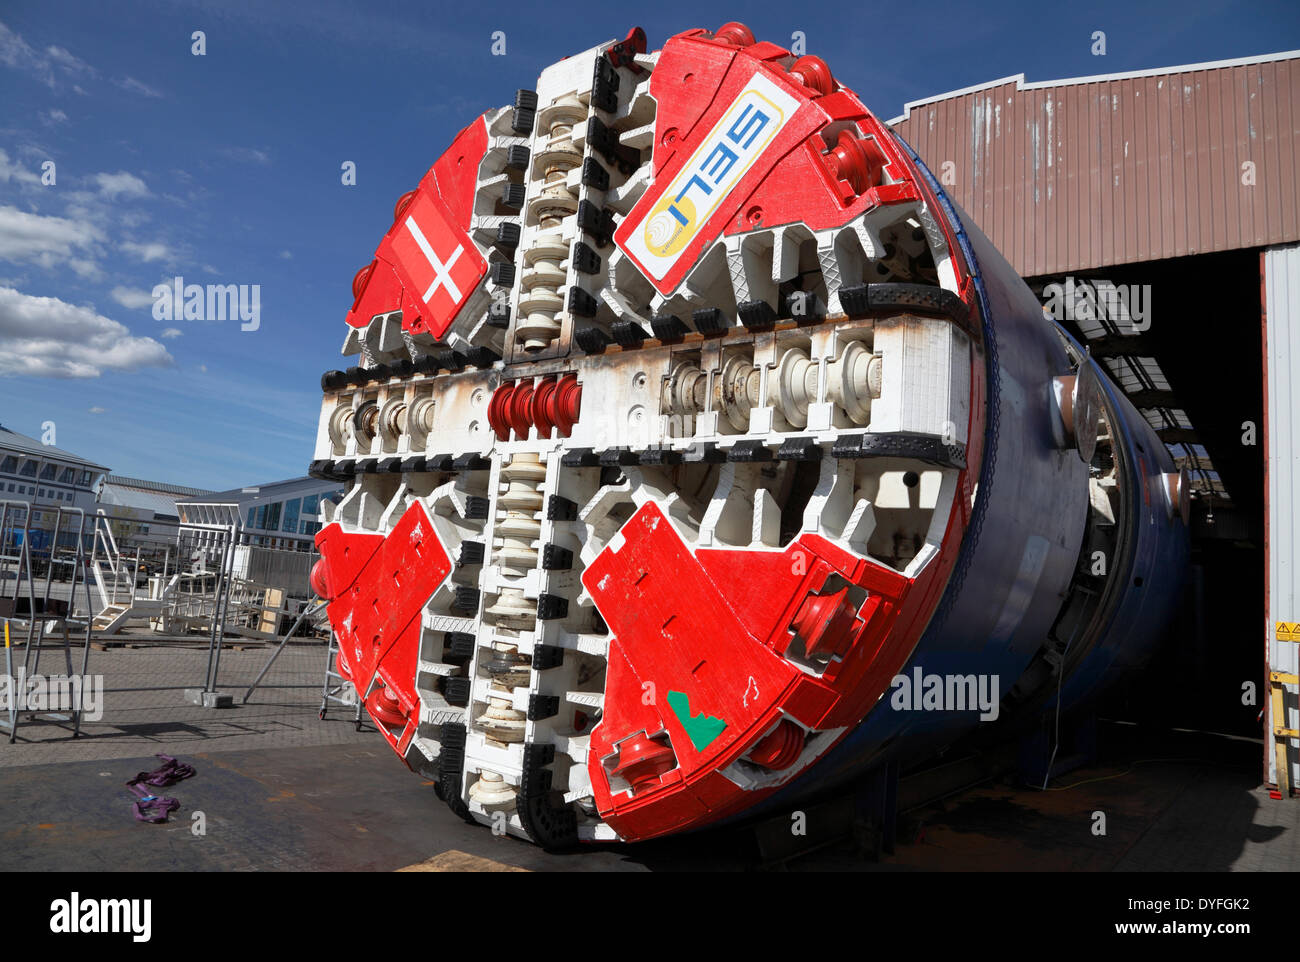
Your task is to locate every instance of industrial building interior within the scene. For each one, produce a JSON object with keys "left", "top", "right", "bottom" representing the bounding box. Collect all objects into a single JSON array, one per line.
[{"left": 1038, "top": 249, "right": 1264, "bottom": 740}]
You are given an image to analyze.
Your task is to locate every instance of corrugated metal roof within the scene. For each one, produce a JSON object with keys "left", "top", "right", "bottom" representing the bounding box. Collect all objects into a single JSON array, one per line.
[
  {"left": 105, "top": 475, "right": 214, "bottom": 498},
  {"left": 0, "top": 425, "right": 111, "bottom": 471},
  {"left": 99, "top": 483, "right": 185, "bottom": 518},
  {"left": 889, "top": 51, "right": 1300, "bottom": 276},
  {"left": 178, "top": 476, "right": 331, "bottom": 505}
]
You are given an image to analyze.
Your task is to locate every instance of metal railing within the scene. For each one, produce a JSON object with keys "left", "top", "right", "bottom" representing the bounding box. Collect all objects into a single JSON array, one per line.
[{"left": 0, "top": 503, "right": 95, "bottom": 741}]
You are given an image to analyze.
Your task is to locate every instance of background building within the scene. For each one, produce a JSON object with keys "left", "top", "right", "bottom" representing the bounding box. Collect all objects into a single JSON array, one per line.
[
  {"left": 177, "top": 476, "right": 344, "bottom": 551},
  {"left": 888, "top": 49, "right": 1299, "bottom": 791},
  {"left": 98, "top": 475, "right": 215, "bottom": 555},
  {"left": 175, "top": 475, "right": 345, "bottom": 601},
  {"left": 0, "top": 423, "right": 110, "bottom": 550}
]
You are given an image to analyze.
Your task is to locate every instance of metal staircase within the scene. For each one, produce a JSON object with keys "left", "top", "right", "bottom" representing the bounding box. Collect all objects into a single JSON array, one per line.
[{"left": 88, "top": 511, "right": 177, "bottom": 635}]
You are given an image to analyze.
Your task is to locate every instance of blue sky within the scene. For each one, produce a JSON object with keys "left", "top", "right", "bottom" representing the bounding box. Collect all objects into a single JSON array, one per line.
[{"left": 1, "top": 0, "right": 1296, "bottom": 490}]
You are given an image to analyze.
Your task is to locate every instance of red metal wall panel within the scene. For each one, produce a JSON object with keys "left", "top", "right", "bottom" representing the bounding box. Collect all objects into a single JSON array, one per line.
[{"left": 891, "top": 56, "right": 1300, "bottom": 276}]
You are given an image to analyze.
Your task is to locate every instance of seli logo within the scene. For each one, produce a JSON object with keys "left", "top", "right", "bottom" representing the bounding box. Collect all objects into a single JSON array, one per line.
[{"left": 629, "top": 71, "right": 800, "bottom": 281}]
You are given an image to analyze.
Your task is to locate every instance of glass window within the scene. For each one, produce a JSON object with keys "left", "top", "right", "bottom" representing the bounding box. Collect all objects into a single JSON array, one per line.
[
  {"left": 301, "top": 494, "right": 319, "bottom": 515},
  {"left": 247, "top": 507, "right": 256, "bottom": 528},
  {"left": 266, "top": 501, "right": 281, "bottom": 531},
  {"left": 17, "top": 485, "right": 25, "bottom": 494},
  {"left": 255, "top": 504, "right": 268, "bottom": 529},
  {"left": 38, "top": 488, "right": 45, "bottom": 497},
  {"left": 0, "top": 456, "right": 15, "bottom": 473},
  {"left": 5, "top": 484, "right": 12, "bottom": 492},
  {"left": 283, "top": 498, "right": 300, "bottom": 532},
  {"left": 59, "top": 467, "right": 74, "bottom": 483},
  {"left": 39, "top": 463, "right": 55, "bottom": 480},
  {"left": 80, "top": 471, "right": 91, "bottom": 485},
  {"left": 20, "top": 461, "right": 37, "bottom": 477}
]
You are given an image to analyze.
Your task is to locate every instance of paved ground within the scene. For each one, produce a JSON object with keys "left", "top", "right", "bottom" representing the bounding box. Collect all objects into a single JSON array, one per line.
[
  {"left": 1, "top": 640, "right": 361, "bottom": 765},
  {"left": 0, "top": 641, "right": 1296, "bottom": 871},
  {"left": 847, "top": 728, "right": 1299, "bottom": 872}
]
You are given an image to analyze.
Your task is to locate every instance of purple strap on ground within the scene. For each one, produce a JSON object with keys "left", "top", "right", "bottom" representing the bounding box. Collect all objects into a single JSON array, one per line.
[{"left": 125, "top": 753, "right": 196, "bottom": 822}]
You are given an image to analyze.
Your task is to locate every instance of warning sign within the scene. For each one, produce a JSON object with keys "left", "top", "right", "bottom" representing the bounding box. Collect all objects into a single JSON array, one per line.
[{"left": 1277, "top": 622, "right": 1300, "bottom": 642}]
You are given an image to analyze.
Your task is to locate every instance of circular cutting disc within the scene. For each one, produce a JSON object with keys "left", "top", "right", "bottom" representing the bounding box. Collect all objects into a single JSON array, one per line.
[{"left": 1072, "top": 360, "right": 1103, "bottom": 464}]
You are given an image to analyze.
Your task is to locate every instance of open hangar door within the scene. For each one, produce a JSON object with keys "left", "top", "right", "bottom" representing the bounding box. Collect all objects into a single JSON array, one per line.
[{"left": 1026, "top": 247, "right": 1265, "bottom": 742}]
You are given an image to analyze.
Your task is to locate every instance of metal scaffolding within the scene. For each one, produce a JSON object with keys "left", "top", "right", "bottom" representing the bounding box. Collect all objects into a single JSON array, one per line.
[{"left": 0, "top": 502, "right": 95, "bottom": 741}]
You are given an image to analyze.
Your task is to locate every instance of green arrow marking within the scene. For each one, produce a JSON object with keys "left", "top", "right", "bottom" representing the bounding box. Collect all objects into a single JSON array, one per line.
[{"left": 666, "top": 690, "right": 727, "bottom": 751}]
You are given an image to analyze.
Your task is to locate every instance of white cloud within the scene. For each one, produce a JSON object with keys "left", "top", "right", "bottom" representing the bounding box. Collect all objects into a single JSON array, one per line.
[
  {"left": 43, "top": 108, "right": 67, "bottom": 125},
  {"left": 88, "top": 406, "right": 105, "bottom": 414},
  {"left": 120, "top": 240, "right": 171, "bottom": 262},
  {"left": 0, "top": 22, "right": 39, "bottom": 70},
  {"left": 0, "top": 23, "right": 94, "bottom": 88},
  {"left": 0, "top": 22, "right": 50, "bottom": 84},
  {"left": 61, "top": 203, "right": 115, "bottom": 243},
  {"left": 118, "top": 76, "right": 162, "bottom": 98},
  {"left": 0, "top": 205, "right": 105, "bottom": 270},
  {"left": 44, "top": 45, "right": 92, "bottom": 75},
  {"left": 0, "top": 286, "right": 173, "bottom": 378},
  {"left": 278, "top": 250, "right": 292, "bottom": 259},
  {"left": 110, "top": 285, "right": 156, "bottom": 309},
  {"left": 94, "top": 170, "right": 148, "bottom": 199},
  {"left": 221, "top": 146, "right": 270, "bottom": 165},
  {"left": 0, "top": 149, "right": 41, "bottom": 187},
  {"left": 160, "top": 327, "right": 182, "bottom": 339},
  {"left": 68, "top": 258, "right": 103, "bottom": 280}
]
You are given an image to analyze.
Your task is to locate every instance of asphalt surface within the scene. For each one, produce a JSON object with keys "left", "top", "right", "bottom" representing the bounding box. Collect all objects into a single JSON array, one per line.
[{"left": 1, "top": 641, "right": 1296, "bottom": 871}]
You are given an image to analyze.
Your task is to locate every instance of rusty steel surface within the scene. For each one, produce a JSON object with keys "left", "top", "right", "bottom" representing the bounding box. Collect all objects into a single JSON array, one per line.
[{"left": 890, "top": 52, "right": 1300, "bottom": 277}]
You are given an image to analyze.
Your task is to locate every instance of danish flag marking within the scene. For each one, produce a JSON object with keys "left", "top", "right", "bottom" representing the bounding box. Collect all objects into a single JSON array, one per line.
[{"left": 404, "top": 215, "right": 464, "bottom": 304}]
